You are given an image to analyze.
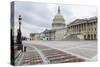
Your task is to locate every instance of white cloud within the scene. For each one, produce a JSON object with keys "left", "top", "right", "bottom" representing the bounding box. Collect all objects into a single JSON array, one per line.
[
  {"left": 14, "top": 18, "right": 47, "bottom": 38},
  {"left": 14, "top": 1, "right": 97, "bottom": 38}
]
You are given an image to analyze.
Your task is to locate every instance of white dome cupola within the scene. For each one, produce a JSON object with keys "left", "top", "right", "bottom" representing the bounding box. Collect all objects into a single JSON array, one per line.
[{"left": 52, "top": 6, "right": 65, "bottom": 29}]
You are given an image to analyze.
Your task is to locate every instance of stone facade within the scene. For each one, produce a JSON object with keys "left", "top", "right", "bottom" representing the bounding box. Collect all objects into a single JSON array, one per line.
[
  {"left": 30, "top": 33, "right": 40, "bottom": 40},
  {"left": 30, "top": 6, "right": 97, "bottom": 41},
  {"left": 66, "top": 17, "right": 97, "bottom": 40},
  {"left": 55, "top": 28, "right": 66, "bottom": 40},
  {"left": 42, "top": 28, "right": 66, "bottom": 41},
  {"left": 42, "top": 29, "right": 56, "bottom": 40},
  {"left": 50, "top": 6, "right": 66, "bottom": 40}
]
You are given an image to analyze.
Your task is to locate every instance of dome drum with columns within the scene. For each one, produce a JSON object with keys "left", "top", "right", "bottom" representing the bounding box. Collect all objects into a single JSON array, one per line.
[{"left": 52, "top": 6, "right": 66, "bottom": 29}]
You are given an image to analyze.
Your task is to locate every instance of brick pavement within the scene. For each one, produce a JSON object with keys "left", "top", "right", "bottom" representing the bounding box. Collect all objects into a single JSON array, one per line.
[{"left": 18, "top": 44, "right": 85, "bottom": 65}]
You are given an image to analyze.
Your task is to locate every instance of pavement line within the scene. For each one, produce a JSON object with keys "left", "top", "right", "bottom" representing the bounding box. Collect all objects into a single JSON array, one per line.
[
  {"left": 28, "top": 45, "right": 50, "bottom": 64},
  {"left": 15, "top": 52, "right": 24, "bottom": 65},
  {"left": 49, "top": 47, "right": 90, "bottom": 61},
  {"left": 23, "top": 41, "right": 97, "bottom": 62},
  {"left": 28, "top": 42, "right": 94, "bottom": 61}
]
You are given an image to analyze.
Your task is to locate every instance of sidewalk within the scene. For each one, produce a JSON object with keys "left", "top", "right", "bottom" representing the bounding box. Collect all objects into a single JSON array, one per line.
[
  {"left": 15, "top": 46, "right": 43, "bottom": 65},
  {"left": 15, "top": 43, "right": 85, "bottom": 65}
]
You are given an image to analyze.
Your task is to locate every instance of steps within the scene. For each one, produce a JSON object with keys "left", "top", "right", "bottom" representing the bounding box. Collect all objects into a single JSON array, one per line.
[{"left": 64, "top": 34, "right": 81, "bottom": 40}]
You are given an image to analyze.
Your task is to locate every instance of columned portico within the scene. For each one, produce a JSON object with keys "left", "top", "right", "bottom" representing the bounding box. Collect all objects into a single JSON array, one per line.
[{"left": 66, "top": 17, "right": 97, "bottom": 40}]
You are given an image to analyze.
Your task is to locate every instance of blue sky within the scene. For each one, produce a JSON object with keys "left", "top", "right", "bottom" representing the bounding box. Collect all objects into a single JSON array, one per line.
[{"left": 14, "top": 1, "right": 97, "bottom": 37}]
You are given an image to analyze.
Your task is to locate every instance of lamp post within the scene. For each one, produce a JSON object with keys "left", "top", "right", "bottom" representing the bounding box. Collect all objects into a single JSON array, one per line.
[{"left": 16, "top": 15, "right": 23, "bottom": 51}]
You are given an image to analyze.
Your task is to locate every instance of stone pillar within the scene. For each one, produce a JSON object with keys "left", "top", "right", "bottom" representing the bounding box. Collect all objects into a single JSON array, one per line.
[
  {"left": 93, "top": 34, "right": 94, "bottom": 40},
  {"left": 67, "top": 27, "right": 68, "bottom": 33},
  {"left": 88, "top": 23, "right": 90, "bottom": 33},
  {"left": 93, "top": 22, "right": 95, "bottom": 40},
  {"left": 77, "top": 25, "right": 78, "bottom": 33},
  {"left": 80, "top": 24, "right": 82, "bottom": 33},
  {"left": 95, "top": 34, "right": 96, "bottom": 40},
  {"left": 73, "top": 26, "right": 75, "bottom": 34},
  {"left": 94, "top": 34, "right": 95, "bottom": 40},
  {"left": 81, "top": 24, "right": 83, "bottom": 32},
  {"left": 74, "top": 26, "right": 76, "bottom": 33},
  {"left": 72, "top": 26, "right": 73, "bottom": 34},
  {"left": 70, "top": 26, "right": 71, "bottom": 34},
  {"left": 74, "top": 25, "right": 75, "bottom": 34},
  {"left": 86, "top": 23, "right": 87, "bottom": 32},
  {"left": 85, "top": 23, "right": 88, "bottom": 40},
  {"left": 76, "top": 25, "right": 77, "bottom": 33},
  {"left": 87, "top": 23, "right": 88, "bottom": 32},
  {"left": 72, "top": 26, "right": 74, "bottom": 33},
  {"left": 84, "top": 26, "right": 86, "bottom": 39},
  {"left": 81, "top": 24, "right": 83, "bottom": 33},
  {"left": 84, "top": 23, "right": 86, "bottom": 32},
  {"left": 75, "top": 25, "right": 76, "bottom": 33},
  {"left": 82, "top": 24, "right": 83, "bottom": 32},
  {"left": 70, "top": 26, "right": 72, "bottom": 34},
  {"left": 85, "top": 34, "right": 87, "bottom": 40},
  {"left": 78, "top": 24, "right": 80, "bottom": 33},
  {"left": 77, "top": 25, "right": 79, "bottom": 33},
  {"left": 69, "top": 27, "right": 70, "bottom": 34},
  {"left": 87, "top": 23, "right": 89, "bottom": 40},
  {"left": 78, "top": 25, "right": 80, "bottom": 32},
  {"left": 92, "top": 23, "right": 94, "bottom": 39},
  {"left": 88, "top": 23, "right": 90, "bottom": 40},
  {"left": 83, "top": 23, "right": 84, "bottom": 32},
  {"left": 80, "top": 24, "right": 81, "bottom": 32},
  {"left": 80, "top": 24, "right": 81, "bottom": 33},
  {"left": 90, "top": 23, "right": 92, "bottom": 34},
  {"left": 90, "top": 23, "right": 92, "bottom": 40},
  {"left": 92, "top": 23, "right": 94, "bottom": 40},
  {"left": 87, "top": 23, "right": 89, "bottom": 32}
]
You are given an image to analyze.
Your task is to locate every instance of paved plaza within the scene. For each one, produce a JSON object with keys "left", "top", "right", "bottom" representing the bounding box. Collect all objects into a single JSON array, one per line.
[{"left": 16, "top": 40, "right": 97, "bottom": 65}]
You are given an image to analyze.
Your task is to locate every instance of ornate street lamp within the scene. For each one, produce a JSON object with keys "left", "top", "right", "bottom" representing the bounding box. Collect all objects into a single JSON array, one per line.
[{"left": 16, "top": 15, "right": 23, "bottom": 51}]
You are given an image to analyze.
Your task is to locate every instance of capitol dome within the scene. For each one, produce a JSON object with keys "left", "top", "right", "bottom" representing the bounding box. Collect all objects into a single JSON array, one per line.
[{"left": 52, "top": 6, "right": 65, "bottom": 29}]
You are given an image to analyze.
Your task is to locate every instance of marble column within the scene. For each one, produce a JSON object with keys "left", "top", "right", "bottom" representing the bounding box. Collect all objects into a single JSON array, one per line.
[
  {"left": 78, "top": 25, "right": 79, "bottom": 33},
  {"left": 72, "top": 26, "right": 73, "bottom": 34},
  {"left": 75, "top": 25, "right": 76, "bottom": 33},
  {"left": 71, "top": 26, "right": 72, "bottom": 34},
  {"left": 76, "top": 25, "right": 77, "bottom": 33},
  {"left": 73, "top": 26, "right": 74, "bottom": 34},
  {"left": 85, "top": 23, "right": 88, "bottom": 39},
  {"left": 83, "top": 23, "right": 84, "bottom": 32}
]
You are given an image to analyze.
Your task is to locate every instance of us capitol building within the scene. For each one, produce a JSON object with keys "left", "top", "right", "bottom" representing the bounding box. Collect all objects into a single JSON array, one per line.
[{"left": 30, "top": 6, "right": 97, "bottom": 40}]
